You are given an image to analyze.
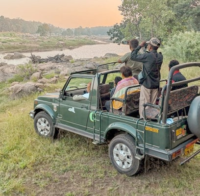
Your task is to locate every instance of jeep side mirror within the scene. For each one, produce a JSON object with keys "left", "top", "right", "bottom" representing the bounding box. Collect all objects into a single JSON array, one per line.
[{"left": 59, "top": 90, "right": 66, "bottom": 100}]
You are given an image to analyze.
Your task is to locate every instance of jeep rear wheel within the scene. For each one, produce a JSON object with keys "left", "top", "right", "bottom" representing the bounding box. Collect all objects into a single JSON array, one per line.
[
  {"left": 34, "top": 111, "right": 53, "bottom": 137},
  {"left": 109, "top": 134, "right": 142, "bottom": 176}
]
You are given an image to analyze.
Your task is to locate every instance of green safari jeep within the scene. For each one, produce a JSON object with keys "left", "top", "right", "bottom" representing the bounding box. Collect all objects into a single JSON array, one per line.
[{"left": 30, "top": 62, "right": 200, "bottom": 176}]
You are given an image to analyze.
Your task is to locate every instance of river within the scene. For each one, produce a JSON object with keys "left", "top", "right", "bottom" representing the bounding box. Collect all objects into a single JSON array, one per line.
[{"left": 0, "top": 43, "right": 130, "bottom": 65}]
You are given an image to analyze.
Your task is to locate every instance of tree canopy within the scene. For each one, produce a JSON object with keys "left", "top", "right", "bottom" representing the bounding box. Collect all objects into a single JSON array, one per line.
[{"left": 108, "top": 0, "right": 200, "bottom": 43}]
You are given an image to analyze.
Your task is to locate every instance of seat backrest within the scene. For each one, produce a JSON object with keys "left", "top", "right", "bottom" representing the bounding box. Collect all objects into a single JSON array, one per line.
[
  {"left": 165, "top": 85, "right": 199, "bottom": 114},
  {"left": 99, "top": 84, "right": 110, "bottom": 94},
  {"left": 144, "top": 86, "right": 199, "bottom": 120},
  {"left": 123, "top": 91, "right": 140, "bottom": 115},
  {"left": 99, "top": 84, "right": 110, "bottom": 108}
]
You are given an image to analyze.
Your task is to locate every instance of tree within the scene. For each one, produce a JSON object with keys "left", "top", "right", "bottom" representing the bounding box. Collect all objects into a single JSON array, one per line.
[
  {"left": 74, "top": 26, "right": 83, "bottom": 36},
  {"left": 108, "top": 0, "right": 200, "bottom": 42},
  {"left": 62, "top": 28, "right": 74, "bottom": 36},
  {"left": 119, "top": 0, "right": 176, "bottom": 40},
  {"left": 37, "top": 24, "right": 51, "bottom": 36},
  {"left": 107, "top": 23, "right": 126, "bottom": 43},
  {"left": 172, "top": 0, "right": 200, "bottom": 31}
]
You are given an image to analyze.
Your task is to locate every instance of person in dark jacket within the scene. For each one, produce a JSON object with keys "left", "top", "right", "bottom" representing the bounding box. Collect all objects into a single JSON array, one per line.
[
  {"left": 131, "top": 37, "right": 163, "bottom": 118},
  {"left": 169, "top": 60, "right": 187, "bottom": 90}
]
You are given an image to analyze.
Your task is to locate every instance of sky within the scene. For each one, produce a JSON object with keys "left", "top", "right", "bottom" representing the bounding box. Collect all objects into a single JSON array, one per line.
[{"left": 0, "top": 0, "right": 123, "bottom": 28}]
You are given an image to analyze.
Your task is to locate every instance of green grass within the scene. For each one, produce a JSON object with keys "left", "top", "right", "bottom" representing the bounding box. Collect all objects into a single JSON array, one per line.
[
  {"left": 1, "top": 94, "right": 200, "bottom": 195},
  {"left": 0, "top": 59, "right": 200, "bottom": 195},
  {"left": 43, "top": 72, "right": 56, "bottom": 79}
]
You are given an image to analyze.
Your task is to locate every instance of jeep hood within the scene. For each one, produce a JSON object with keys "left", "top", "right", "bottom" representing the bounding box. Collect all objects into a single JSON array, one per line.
[{"left": 37, "top": 92, "right": 59, "bottom": 102}]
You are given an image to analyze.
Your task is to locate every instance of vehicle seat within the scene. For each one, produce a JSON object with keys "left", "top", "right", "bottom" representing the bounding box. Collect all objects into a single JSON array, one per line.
[
  {"left": 122, "top": 91, "right": 140, "bottom": 115},
  {"left": 99, "top": 84, "right": 110, "bottom": 109},
  {"left": 145, "top": 85, "right": 199, "bottom": 120},
  {"left": 110, "top": 89, "right": 140, "bottom": 116}
]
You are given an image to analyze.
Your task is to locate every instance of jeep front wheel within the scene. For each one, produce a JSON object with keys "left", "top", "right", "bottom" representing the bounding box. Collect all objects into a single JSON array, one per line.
[
  {"left": 109, "top": 134, "right": 142, "bottom": 176},
  {"left": 34, "top": 111, "right": 53, "bottom": 137}
]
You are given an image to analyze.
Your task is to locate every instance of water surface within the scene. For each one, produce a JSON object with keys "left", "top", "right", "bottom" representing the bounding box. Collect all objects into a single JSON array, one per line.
[{"left": 0, "top": 43, "right": 130, "bottom": 65}]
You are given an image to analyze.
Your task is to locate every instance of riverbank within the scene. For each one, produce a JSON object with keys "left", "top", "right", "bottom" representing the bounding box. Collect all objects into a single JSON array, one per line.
[{"left": 0, "top": 32, "right": 101, "bottom": 53}]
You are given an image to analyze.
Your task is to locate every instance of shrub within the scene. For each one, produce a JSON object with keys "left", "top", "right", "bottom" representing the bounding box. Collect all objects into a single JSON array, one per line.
[
  {"left": 162, "top": 31, "right": 200, "bottom": 62},
  {"left": 43, "top": 72, "right": 55, "bottom": 79},
  {"left": 8, "top": 64, "right": 36, "bottom": 83},
  {"left": 16, "top": 64, "right": 36, "bottom": 80}
]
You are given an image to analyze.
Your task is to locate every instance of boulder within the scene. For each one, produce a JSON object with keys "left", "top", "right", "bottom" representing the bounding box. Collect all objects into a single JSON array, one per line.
[
  {"left": 13, "top": 52, "right": 26, "bottom": 59},
  {"left": 4, "top": 52, "right": 25, "bottom": 59},
  {"left": 9, "top": 82, "right": 41, "bottom": 98},
  {"left": 83, "top": 63, "right": 97, "bottom": 69},
  {"left": 104, "top": 53, "right": 119, "bottom": 58},
  {"left": 38, "top": 77, "right": 58, "bottom": 84},
  {"left": 0, "top": 64, "right": 16, "bottom": 82},
  {"left": 11, "top": 82, "right": 20, "bottom": 86},
  {"left": 38, "top": 63, "right": 57, "bottom": 72},
  {"left": 71, "top": 61, "right": 83, "bottom": 67},
  {"left": 60, "top": 68, "right": 72, "bottom": 76},
  {"left": 4, "top": 54, "right": 12, "bottom": 60},
  {"left": 61, "top": 55, "right": 73, "bottom": 62},
  {"left": 30, "top": 72, "right": 42, "bottom": 80},
  {"left": 0, "top": 62, "right": 7, "bottom": 67}
]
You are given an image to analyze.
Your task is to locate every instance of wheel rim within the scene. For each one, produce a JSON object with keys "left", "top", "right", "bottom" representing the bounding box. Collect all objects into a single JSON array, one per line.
[
  {"left": 36, "top": 117, "right": 51, "bottom": 136},
  {"left": 113, "top": 143, "right": 133, "bottom": 169}
]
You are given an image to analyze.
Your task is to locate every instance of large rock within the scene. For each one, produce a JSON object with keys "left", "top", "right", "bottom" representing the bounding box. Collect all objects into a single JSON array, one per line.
[
  {"left": 0, "top": 64, "right": 16, "bottom": 82},
  {"left": 71, "top": 61, "right": 83, "bottom": 67},
  {"left": 0, "top": 62, "right": 7, "bottom": 67},
  {"left": 13, "top": 52, "right": 26, "bottom": 59},
  {"left": 60, "top": 68, "right": 72, "bottom": 76},
  {"left": 4, "top": 52, "right": 25, "bottom": 59},
  {"left": 4, "top": 54, "right": 12, "bottom": 59},
  {"left": 8, "top": 82, "right": 43, "bottom": 98},
  {"left": 83, "top": 63, "right": 97, "bottom": 69},
  {"left": 30, "top": 72, "right": 42, "bottom": 80},
  {"left": 38, "top": 77, "right": 58, "bottom": 84},
  {"left": 104, "top": 53, "right": 119, "bottom": 58},
  {"left": 61, "top": 55, "right": 73, "bottom": 62}
]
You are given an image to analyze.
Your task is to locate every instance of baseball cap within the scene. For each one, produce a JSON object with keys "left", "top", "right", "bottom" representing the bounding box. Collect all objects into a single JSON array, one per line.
[{"left": 146, "top": 37, "right": 161, "bottom": 47}]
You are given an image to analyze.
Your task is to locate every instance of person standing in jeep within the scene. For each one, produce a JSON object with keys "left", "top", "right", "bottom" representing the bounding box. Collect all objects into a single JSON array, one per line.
[
  {"left": 131, "top": 37, "right": 163, "bottom": 118},
  {"left": 117, "top": 39, "right": 143, "bottom": 79}
]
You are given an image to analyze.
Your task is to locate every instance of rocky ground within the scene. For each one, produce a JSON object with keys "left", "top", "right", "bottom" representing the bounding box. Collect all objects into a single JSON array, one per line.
[{"left": 0, "top": 52, "right": 120, "bottom": 98}]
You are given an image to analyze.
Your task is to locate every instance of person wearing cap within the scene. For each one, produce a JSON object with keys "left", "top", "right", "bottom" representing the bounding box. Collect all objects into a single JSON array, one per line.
[
  {"left": 131, "top": 37, "right": 163, "bottom": 118},
  {"left": 169, "top": 60, "right": 187, "bottom": 90},
  {"left": 118, "top": 39, "right": 143, "bottom": 79}
]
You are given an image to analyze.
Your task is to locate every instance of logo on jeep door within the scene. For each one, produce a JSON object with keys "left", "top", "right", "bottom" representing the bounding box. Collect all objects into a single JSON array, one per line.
[{"left": 68, "top": 107, "right": 75, "bottom": 113}]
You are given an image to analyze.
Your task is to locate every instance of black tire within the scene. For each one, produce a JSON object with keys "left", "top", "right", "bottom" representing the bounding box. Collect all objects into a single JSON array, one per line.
[
  {"left": 34, "top": 111, "right": 54, "bottom": 137},
  {"left": 109, "top": 134, "right": 142, "bottom": 176}
]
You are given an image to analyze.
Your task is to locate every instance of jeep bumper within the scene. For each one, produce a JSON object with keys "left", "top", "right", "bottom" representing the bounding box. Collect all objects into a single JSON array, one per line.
[
  {"left": 29, "top": 110, "right": 35, "bottom": 119},
  {"left": 144, "top": 137, "right": 198, "bottom": 161}
]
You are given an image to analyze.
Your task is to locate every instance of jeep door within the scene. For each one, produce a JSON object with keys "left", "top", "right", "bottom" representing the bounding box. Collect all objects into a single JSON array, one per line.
[{"left": 58, "top": 76, "right": 93, "bottom": 131}]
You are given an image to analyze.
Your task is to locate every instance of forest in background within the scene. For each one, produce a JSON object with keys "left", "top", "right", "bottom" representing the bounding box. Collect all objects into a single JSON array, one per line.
[
  {"left": 107, "top": 0, "right": 200, "bottom": 62},
  {"left": 108, "top": 0, "right": 200, "bottom": 43},
  {"left": 0, "top": 15, "right": 111, "bottom": 36}
]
